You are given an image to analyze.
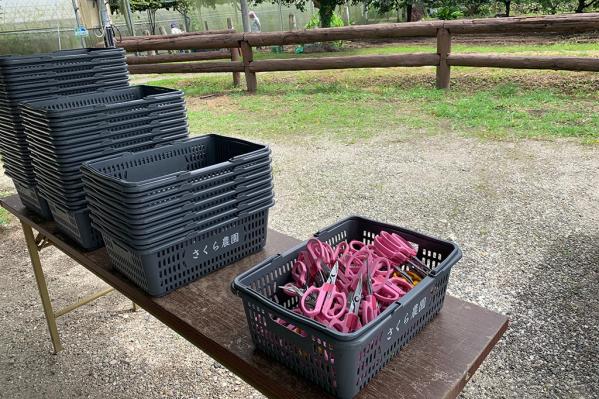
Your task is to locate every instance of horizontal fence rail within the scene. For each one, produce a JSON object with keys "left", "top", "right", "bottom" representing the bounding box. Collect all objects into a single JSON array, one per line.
[
  {"left": 126, "top": 51, "right": 232, "bottom": 65},
  {"left": 447, "top": 55, "right": 599, "bottom": 72},
  {"left": 117, "top": 13, "right": 599, "bottom": 91}
]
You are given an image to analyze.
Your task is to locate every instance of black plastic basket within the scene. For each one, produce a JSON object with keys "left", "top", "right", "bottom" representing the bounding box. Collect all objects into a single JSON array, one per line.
[
  {"left": 89, "top": 194, "right": 275, "bottom": 247},
  {"left": 0, "top": 64, "right": 128, "bottom": 85},
  {"left": 80, "top": 135, "right": 271, "bottom": 195},
  {"left": 0, "top": 78, "right": 130, "bottom": 102},
  {"left": 232, "top": 216, "right": 462, "bottom": 399},
  {"left": 85, "top": 179, "right": 274, "bottom": 225},
  {"left": 1, "top": 67, "right": 129, "bottom": 92},
  {"left": 46, "top": 200, "right": 103, "bottom": 250},
  {"left": 0, "top": 48, "right": 125, "bottom": 70},
  {"left": 27, "top": 130, "right": 189, "bottom": 172},
  {"left": 20, "top": 85, "right": 183, "bottom": 120},
  {"left": 99, "top": 207, "right": 271, "bottom": 296},
  {"left": 23, "top": 113, "right": 187, "bottom": 147},
  {"left": 13, "top": 179, "right": 52, "bottom": 219},
  {"left": 81, "top": 161, "right": 272, "bottom": 210}
]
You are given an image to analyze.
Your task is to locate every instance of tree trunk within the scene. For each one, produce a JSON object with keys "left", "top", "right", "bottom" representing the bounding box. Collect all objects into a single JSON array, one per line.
[
  {"left": 318, "top": 0, "right": 335, "bottom": 28},
  {"left": 406, "top": 3, "right": 413, "bottom": 22},
  {"left": 576, "top": 0, "right": 586, "bottom": 12},
  {"left": 505, "top": 0, "right": 511, "bottom": 17}
]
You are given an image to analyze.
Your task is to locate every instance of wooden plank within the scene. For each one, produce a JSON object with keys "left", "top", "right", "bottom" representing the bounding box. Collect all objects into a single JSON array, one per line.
[
  {"left": 126, "top": 51, "right": 231, "bottom": 65},
  {"left": 117, "top": 32, "right": 244, "bottom": 51},
  {"left": 249, "top": 53, "right": 440, "bottom": 72},
  {"left": 243, "top": 22, "right": 442, "bottom": 46},
  {"left": 127, "top": 61, "right": 244, "bottom": 74},
  {"left": 436, "top": 28, "right": 451, "bottom": 89},
  {"left": 242, "top": 14, "right": 599, "bottom": 46},
  {"left": 443, "top": 13, "right": 599, "bottom": 34},
  {"left": 1, "top": 194, "right": 508, "bottom": 399},
  {"left": 118, "top": 29, "right": 234, "bottom": 42},
  {"left": 447, "top": 54, "right": 599, "bottom": 71},
  {"left": 117, "top": 15, "right": 599, "bottom": 51}
]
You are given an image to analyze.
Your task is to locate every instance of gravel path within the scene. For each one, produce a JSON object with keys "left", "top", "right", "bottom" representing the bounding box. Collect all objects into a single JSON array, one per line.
[{"left": 1, "top": 132, "right": 597, "bottom": 398}]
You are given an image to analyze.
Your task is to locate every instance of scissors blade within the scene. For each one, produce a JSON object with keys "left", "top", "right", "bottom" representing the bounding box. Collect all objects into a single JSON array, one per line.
[
  {"left": 349, "top": 276, "right": 363, "bottom": 314},
  {"left": 326, "top": 262, "right": 339, "bottom": 284}
]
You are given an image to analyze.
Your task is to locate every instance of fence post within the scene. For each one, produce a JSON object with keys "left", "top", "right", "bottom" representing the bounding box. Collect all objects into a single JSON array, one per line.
[
  {"left": 289, "top": 13, "right": 297, "bottom": 31},
  {"left": 436, "top": 28, "right": 451, "bottom": 89},
  {"left": 227, "top": 18, "right": 241, "bottom": 87},
  {"left": 240, "top": 41, "right": 257, "bottom": 92}
]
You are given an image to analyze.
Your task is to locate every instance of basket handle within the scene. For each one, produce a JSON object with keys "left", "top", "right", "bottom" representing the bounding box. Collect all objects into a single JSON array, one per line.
[{"left": 230, "top": 148, "right": 270, "bottom": 165}]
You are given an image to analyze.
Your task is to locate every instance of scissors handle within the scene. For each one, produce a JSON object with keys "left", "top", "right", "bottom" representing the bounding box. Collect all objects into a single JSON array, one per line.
[
  {"left": 360, "top": 295, "right": 379, "bottom": 325},
  {"left": 372, "top": 278, "right": 403, "bottom": 305},
  {"left": 300, "top": 285, "right": 324, "bottom": 317},
  {"left": 389, "top": 276, "right": 413, "bottom": 292},
  {"left": 320, "top": 289, "right": 347, "bottom": 320},
  {"left": 300, "top": 283, "right": 346, "bottom": 320},
  {"left": 307, "top": 238, "right": 333, "bottom": 265},
  {"left": 330, "top": 312, "right": 361, "bottom": 333},
  {"left": 291, "top": 260, "right": 308, "bottom": 287}
]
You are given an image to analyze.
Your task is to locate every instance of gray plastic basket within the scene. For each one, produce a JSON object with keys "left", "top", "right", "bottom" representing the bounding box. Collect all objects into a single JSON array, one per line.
[
  {"left": 100, "top": 207, "right": 271, "bottom": 296},
  {"left": 13, "top": 180, "right": 52, "bottom": 219},
  {"left": 46, "top": 200, "right": 102, "bottom": 250},
  {"left": 89, "top": 194, "right": 275, "bottom": 247},
  {"left": 232, "top": 216, "right": 462, "bottom": 399},
  {"left": 80, "top": 135, "right": 270, "bottom": 194}
]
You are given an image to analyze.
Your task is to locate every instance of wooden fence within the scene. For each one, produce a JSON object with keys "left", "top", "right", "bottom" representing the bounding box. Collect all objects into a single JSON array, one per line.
[{"left": 117, "top": 13, "right": 599, "bottom": 92}]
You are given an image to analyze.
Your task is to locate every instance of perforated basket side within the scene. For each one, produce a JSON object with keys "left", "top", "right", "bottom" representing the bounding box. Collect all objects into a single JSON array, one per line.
[
  {"left": 101, "top": 209, "right": 270, "bottom": 297},
  {"left": 47, "top": 200, "right": 103, "bottom": 250}
]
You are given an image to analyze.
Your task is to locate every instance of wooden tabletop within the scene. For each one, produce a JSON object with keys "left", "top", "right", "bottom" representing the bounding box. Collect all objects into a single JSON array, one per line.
[{"left": 1, "top": 194, "right": 508, "bottom": 399}]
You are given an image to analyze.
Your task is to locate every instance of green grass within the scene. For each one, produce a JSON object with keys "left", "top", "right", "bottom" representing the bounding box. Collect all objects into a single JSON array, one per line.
[
  {"left": 0, "top": 190, "right": 11, "bottom": 226},
  {"left": 0, "top": 207, "right": 8, "bottom": 226},
  {"left": 136, "top": 41, "right": 599, "bottom": 143}
]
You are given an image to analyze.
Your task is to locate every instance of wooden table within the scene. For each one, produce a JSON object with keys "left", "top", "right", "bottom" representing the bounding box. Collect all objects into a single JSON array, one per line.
[{"left": 1, "top": 194, "right": 508, "bottom": 399}]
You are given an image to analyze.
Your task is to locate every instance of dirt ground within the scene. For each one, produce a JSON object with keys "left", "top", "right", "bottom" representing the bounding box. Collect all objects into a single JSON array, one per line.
[{"left": 0, "top": 132, "right": 598, "bottom": 399}]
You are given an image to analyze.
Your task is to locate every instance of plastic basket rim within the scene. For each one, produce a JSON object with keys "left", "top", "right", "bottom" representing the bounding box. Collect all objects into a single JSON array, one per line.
[
  {"left": 231, "top": 215, "right": 463, "bottom": 342},
  {"left": 81, "top": 135, "right": 271, "bottom": 188},
  {"left": 94, "top": 201, "right": 274, "bottom": 254},
  {"left": 19, "top": 85, "right": 184, "bottom": 113},
  {"left": 0, "top": 48, "right": 124, "bottom": 65}
]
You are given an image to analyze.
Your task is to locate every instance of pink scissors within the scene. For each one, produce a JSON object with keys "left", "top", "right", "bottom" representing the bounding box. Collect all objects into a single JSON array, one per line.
[
  {"left": 373, "top": 231, "right": 430, "bottom": 276},
  {"left": 360, "top": 264, "right": 380, "bottom": 325},
  {"left": 300, "top": 262, "right": 347, "bottom": 321},
  {"left": 329, "top": 275, "right": 363, "bottom": 333},
  {"left": 307, "top": 238, "right": 334, "bottom": 266},
  {"left": 371, "top": 275, "right": 412, "bottom": 308},
  {"left": 291, "top": 260, "right": 309, "bottom": 288}
]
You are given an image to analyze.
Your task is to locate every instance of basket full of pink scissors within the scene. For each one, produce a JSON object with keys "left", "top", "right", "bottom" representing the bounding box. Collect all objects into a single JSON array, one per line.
[{"left": 232, "top": 216, "right": 462, "bottom": 399}]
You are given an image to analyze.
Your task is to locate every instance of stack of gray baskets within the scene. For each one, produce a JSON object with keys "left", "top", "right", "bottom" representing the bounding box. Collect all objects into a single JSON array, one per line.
[
  {"left": 0, "top": 48, "right": 129, "bottom": 219},
  {"left": 81, "top": 135, "right": 275, "bottom": 296},
  {"left": 19, "top": 85, "right": 189, "bottom": 249}
]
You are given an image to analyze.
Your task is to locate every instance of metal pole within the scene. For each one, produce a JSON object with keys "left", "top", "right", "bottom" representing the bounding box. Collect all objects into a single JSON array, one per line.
[
  {"left": 71, "top": 0, "right": 86, "bottom": 48},
  {"left": 278, "top": 0, "right": 284, "bottom": 31},
  {"left": 57, "top": 24, "right": 61, "bottom": 50},
  {"left": 21, "top": 223, "right": 63, "bottom": 354},
  {"left": 98, "top": 0, "right": 115, "bottom": 47},
  {"left": 239, "top": 0, "right": 250, "bottom": 32},
  {"left": 122, "top": 0, "right": 136, "bottom": 36}
]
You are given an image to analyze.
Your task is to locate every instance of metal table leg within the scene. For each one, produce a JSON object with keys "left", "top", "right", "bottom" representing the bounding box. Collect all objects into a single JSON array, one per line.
[
  {"left": 21, "top": 222, "right": 63, "bottom": 354},
  {"left": 20, "top": 222, "right": 135, "bottom": 353}
]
